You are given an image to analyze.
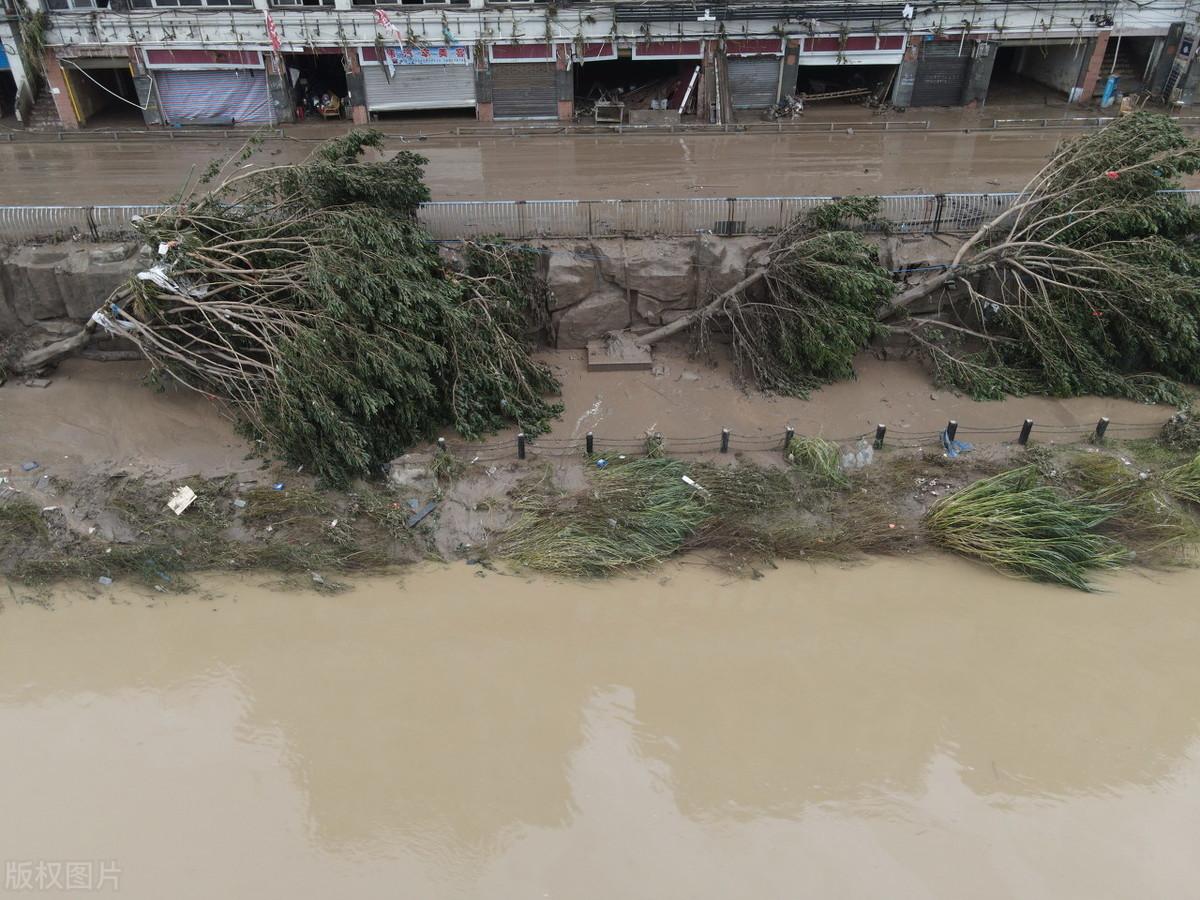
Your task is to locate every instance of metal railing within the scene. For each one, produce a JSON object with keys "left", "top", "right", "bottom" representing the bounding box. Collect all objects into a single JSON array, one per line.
[{"left": 3, "top": 190, "right": 1199, "bottom": 242}]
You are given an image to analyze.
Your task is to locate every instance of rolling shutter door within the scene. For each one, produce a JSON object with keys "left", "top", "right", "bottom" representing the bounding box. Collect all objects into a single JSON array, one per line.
[
  {"left": 910, "top": 43, "right": 970, "bottom": 106},
  {"left": 728, "top": 57, "right": 781, "bottom": 108},
  {"left": 491, "top": 63, "right": 557, "bottom": 118},
  {"left": 154, "top": 70, "right": 273, "bottom": 125},
  {"left": 362, "top": 64, "right": 476, "bottom": 111}
]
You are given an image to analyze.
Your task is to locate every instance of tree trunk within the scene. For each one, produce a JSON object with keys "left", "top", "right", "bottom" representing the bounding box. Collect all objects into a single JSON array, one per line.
[
  {"left": 634, "top": 269, "right": 767, "bottom": 347},
  {"left": 14, "top": 323, "right": 96, "bottom": 374}
]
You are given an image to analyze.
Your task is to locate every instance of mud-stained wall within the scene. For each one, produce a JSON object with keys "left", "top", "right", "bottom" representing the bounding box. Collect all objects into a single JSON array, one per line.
[
  {"left": 0, "top": 242, "right": 146, "bottom": 338},
  {"left": 1, "top": 233, "right": 957, "bottom": 349}
]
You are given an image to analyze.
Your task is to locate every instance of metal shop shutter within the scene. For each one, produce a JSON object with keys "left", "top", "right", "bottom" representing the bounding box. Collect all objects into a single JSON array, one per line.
[
  {"left": 362, "top": 64, "right": 476, "bottom": 112},
  {"left": 728, "top": 56, "right": 781, "bottom": 108},
  {"left": 490, "top": 63, "right": 558, "bottom": 118},
  {"left": 910, "top": 42, "right": 970, "bottom": 106},
  {"left": 153, "top": 70, "right": 273, "bottom": 125}
]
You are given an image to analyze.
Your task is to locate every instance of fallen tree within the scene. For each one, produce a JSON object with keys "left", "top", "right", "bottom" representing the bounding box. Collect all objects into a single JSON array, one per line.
[
  {"left": 642, "top": 111, "right": 1200, "bottom": 403},
  {"left": 60, "top": 131, "right": 562, "bottom": 485}
]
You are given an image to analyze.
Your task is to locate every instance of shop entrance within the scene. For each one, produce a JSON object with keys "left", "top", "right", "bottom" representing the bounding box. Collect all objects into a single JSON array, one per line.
[
  {"left": 282, "top": 50, "right": 349, "bottom": 121},
  {"left": 60, "top": 58, "right": 144, "bottom": 127},
  {"left": 574, "top": 55, "right": 698, "bottom": 118},
  {"left": 795, "top": 63, "right": 896, "bottom": 104}
]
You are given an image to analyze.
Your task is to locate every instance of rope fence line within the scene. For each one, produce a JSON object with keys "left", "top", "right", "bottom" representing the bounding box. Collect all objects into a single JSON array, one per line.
[{"left": 433, "top": 414, "right": 1166, "bottom": 463}]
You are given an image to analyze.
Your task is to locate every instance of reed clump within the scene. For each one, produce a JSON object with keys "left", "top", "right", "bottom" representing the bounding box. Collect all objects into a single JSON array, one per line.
[
  {"left": 785, "top": 436, "right": 847, "bottom": 486},
  {"left": 1162, "top": 453, "right": 1200, "bottom": 506},
  {"left": 924, "top": 465, "right": 1130, "bottom": 591}
]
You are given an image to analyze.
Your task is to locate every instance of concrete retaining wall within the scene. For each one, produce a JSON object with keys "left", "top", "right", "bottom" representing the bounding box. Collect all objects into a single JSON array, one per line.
[{"left": 2, "top": 232, "right": 952, "bottom": 350}]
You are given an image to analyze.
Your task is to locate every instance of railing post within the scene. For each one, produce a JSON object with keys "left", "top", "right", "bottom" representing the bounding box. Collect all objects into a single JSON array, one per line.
[
  {"left": 721, "top": 428, "right": 730, "bottom": 453},
  {"left": 517, "top": 432, "right": 526, "bottom": 460},
  {"left": 873, "top": 424, "right": 887, "bottom": 449},
  {"left": 931, "top": 193, "right": 946, "bottom": 234},
  {"left": 784, "top": 425, "right": 795, "bottom": 450},
  {"left": 1094, "top": 417, "right": 1110, "bottom": 442},
  {"left": 586, "top": 431, "right": 594, "bottom": 454},
  {"left": 1018, "top": 419, "right": 1034, "bottom": 445},
  {"left": 946, "top": 420, "right": 958, "bottom": 442}
]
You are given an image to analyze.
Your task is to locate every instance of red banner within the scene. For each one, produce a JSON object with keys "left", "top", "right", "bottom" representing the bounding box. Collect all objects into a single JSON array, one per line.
[{"left": 264, "top": 11, "right": 281, "bottom": 53}]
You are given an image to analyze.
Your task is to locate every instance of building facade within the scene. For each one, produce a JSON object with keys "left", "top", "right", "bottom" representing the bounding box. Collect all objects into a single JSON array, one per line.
[{"left": 5, "top": 0, "right": 1200, "bottom": 128}]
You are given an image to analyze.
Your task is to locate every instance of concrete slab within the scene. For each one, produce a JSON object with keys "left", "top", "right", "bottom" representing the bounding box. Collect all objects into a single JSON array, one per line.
[{"left": 586, "top": 338, "right": 653, "bottom": 372}]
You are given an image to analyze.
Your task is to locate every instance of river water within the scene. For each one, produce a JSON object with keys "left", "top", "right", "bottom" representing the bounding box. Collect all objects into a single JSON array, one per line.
[{"left": 1, "top": 557, "right": 1198, "bottom": 899}]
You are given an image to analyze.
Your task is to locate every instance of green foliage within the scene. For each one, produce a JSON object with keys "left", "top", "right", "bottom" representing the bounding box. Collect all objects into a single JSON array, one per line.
[
  {"left": 1162, "top": 453, "right": 1200, "bottom": 506},
  {"left": 785, "top": 436, "right": 846, "bottom": 486},
  {"left": 709, "top": 209, "right": 893, "bottom": 397},
  {"left": 114, "top": 130, "right": 561, "bottom": 485},
  {"left": 499, "top": 457, "right": 711, "bottom": 575},
  {"left": 803, "top": 195, "right": 889, "bottom": 233},
  {"left": 924, "top": 466, "right": 1130, "bottom": 591},
  {"left": 919, "top": 113, "right": 1200, "bottom": 404}
]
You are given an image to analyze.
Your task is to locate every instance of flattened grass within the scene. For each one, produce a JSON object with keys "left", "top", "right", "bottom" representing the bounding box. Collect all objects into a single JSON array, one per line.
[{"left": 925, "top": 465, "right": 1130, "bottom": 591}]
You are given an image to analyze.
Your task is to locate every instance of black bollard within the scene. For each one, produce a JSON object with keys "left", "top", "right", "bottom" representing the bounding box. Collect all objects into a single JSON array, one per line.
[
  {"left": 1018, "top": 419, "right": 1034, "bottom": 445},
  {"left": 946, "top": 420, "right": 958, "bottom": 442},
  {"left": 517, "top": 432, "right": 526, "bottom": 460},
  {"left": 721, "top": 428, "right": 730, "bottom": 454},
  {"left": 586, "top": 431, "right": 594, "bottom": 454},
  {"left": 1094, "top": 417, "right": 1110, "bottom": 442},
  {"left": 873, "top": 424, "right": 887, "bottom": 450}
]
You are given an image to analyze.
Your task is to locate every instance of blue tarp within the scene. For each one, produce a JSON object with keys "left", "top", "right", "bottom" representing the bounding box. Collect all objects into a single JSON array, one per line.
[{"left": 0, "top": 45, "right": 10, "bottom": 71}]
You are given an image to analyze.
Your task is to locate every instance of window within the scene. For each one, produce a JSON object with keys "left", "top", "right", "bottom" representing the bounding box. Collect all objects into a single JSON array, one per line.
[{"left": 352, "top": 0, "right": 469, "bottom": 5}]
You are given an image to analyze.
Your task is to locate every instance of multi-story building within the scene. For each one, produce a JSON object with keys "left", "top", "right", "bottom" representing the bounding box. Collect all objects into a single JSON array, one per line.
[{"left": 2, "top": 0, "right": 1199, "bottom": 129}]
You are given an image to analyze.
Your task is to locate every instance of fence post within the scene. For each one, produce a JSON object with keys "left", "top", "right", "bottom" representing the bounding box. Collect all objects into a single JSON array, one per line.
[
  {"left": 436, "top": 437, "right": 447, "bottom": 454},
  {"left": 586, "top": 431, "right": 594, "bottom": 454},
  {"left": 517, "top": 433, "right": 526, "bottom": 460},
  {"left": 946, "top": 420, "right": 958, "bottom": 442},
  {"left": 784, "top": 425, "right": 795, "bottom": 450},
  {"left": 931, "top": 193, "right": 946, "bottom": 234},
  {"left": 516, "top": 201, "right": 527, "bottom": 240},
  {"left": 1094, "top": 417, "right": 1110, "bottom": 442},
  {"left": 873, "top": 424, "right": 887, "bottom": 449},
  {"left": 721, "top": 428, "right": 730, "bottom": 454},
  {"left": 1018, "top": 419, "right": 1034, "bottom": 445}
]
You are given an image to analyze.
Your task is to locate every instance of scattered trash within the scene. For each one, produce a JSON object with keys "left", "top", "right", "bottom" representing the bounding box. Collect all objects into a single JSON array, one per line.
[
  {"left": 330, "top": 518, "right": 338, "bottom": 528},
  {"left": 20, "top": 461, "right": 39, "bottom": 472},
  {"left": 407, "top": 498, "right": 420, "bottom": 510},
  {"left": 595, "top": 458, "right": 609, "bottom": 469},
  {"left": 233, "top": 498, "right": 247, "bottom": 509},
  {"left": 681, "top": 474, "right": 708, "bottom": 494},
  {"left": 406, "top": 501, "right": 438, "bottom": 528},
  {"left": 35, "top": 476, "right": 50, "bottom": 492},
  {"left": 273, "top": 482, "right": 285, "bottom": 491},
  {"left": 297, "top": 466, "right": 304, "bottom": 474},
  {"left": 24, "top": 378, "right": 52, "bottom": 389},
  {"left": 97, "top": 576, "right": 113, "bottom": 586},
  {"left": 167, "top": 485, "right": 197, "bottom": 516},
  {"left": 941, "top": 430, "right": 975, "bottom": 459},
  {"left": 310, "top": 572, "right": 325, "bottom": 586}
]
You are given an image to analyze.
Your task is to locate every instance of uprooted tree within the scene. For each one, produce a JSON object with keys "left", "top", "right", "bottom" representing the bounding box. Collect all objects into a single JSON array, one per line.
[
  {"left": 640, "top": 111, "right": 1200, "bottom": 404},
  {"left": 50, "top": 131, "right": 562, "bottom": 485}
]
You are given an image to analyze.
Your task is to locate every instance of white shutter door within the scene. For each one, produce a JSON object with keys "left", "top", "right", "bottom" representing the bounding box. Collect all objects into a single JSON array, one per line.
[
  {"left": 154, "top": 70, "right": 273, "bottom": 125},
  {"left": 728, "top": 57, "right": 781, "bottom": 109},
  {"left": 362, "top": 64, "right": 476, "bottom": 111}
]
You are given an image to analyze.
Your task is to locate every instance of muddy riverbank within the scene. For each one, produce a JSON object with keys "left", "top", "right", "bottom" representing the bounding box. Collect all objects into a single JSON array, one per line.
[{"left": 2, "top": 558, "right": 1199, "bottom": 899}]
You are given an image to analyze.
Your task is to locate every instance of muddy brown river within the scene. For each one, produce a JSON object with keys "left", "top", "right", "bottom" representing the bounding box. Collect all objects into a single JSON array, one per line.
[{"left": 2, "top": 557, "right": 1199, "bottom": 898}]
